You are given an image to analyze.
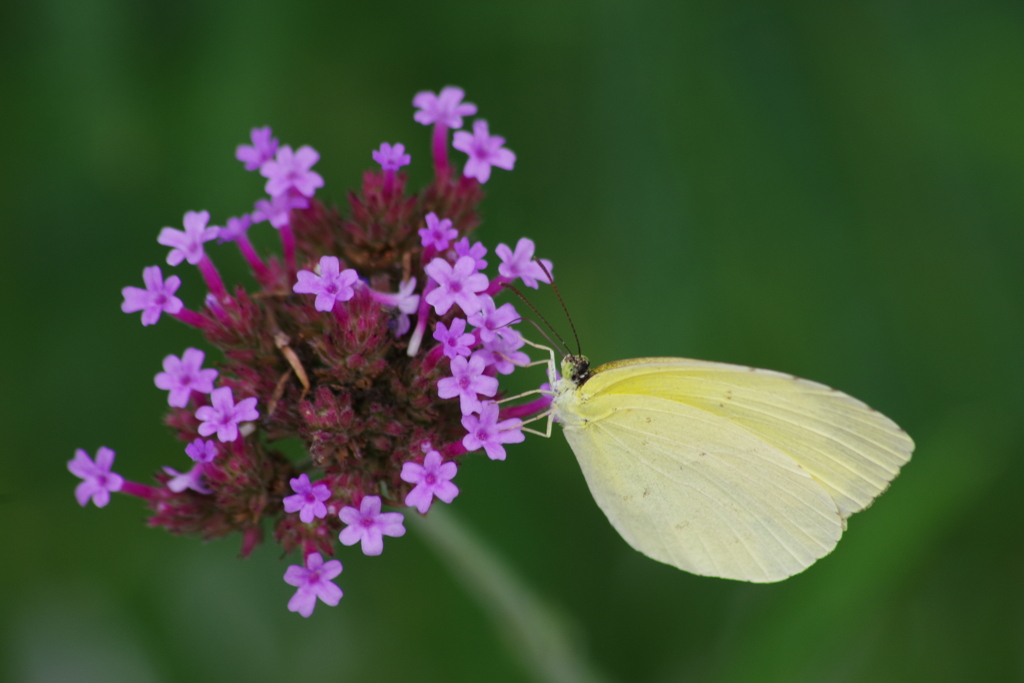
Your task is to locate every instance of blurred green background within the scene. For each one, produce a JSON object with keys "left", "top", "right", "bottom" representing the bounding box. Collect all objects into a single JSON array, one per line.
[{"left": 2, "top": 1, "right": 1023, "bottom": 681}]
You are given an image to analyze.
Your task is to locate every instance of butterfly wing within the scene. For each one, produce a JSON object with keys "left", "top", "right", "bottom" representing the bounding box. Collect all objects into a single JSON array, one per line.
[
  {"left": 582, "top": 358, "right": 914, "bottom": 518},
  {"left": 560, "top": 393, "right": 844, "bottom": 582}
]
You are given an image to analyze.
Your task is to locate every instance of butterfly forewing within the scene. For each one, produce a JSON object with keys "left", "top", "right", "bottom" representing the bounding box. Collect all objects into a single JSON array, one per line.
[{"left": 581, "top": 358, "right": 914, "bottom": 519}]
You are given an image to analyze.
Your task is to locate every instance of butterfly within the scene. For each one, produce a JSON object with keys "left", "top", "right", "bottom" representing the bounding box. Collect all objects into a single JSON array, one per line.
[{"left": 524, "top": 346, "right": 913, "bottom": 582}]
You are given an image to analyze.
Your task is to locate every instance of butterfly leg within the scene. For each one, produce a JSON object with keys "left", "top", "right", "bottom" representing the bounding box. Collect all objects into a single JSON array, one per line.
[
  {"left": 517, "top": 409, "right": 554, "bottom": 438},
  {"left": 519, "top": 337, "right": 558, "bottom": 385}
]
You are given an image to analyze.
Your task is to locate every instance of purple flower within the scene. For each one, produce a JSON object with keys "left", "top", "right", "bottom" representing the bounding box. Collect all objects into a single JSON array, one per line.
[
  {"left": 121, "top": 265, "right": 183, "bottom": 326},
  {"left": 496, "top": 237, "right": 553, "bottom": 289},
  {"left": 418, "top": 212, "right": 458, "bottom": 251},
  {"left": 461, "top": 402, "right": 525, "bottom": 461},
  {"left": 283, "top": 474, "right": 332, "bottom": 524},
  {"left": 454, "top": 237, "right": 488, "bottom": 271},
  {"left": 215, "top": 214, "right": 253, "bottom": 244},
  {"left": 157, "top": 210, "right": 219, "bottom": 267},
  {"left": 452, "top": 120, "right": 515, "bottom": 183},
  {"left": 163, "top": 464, "right": 211, "bottom": 494},
  {"left": 424, "top": 256, "right": 489, "bottom": 316},
  {"left": 236, "top": 126, "right": 279, "bottom": 171},
  {"left": 401, "top": 449, "right": 459, "bottom": 514},
  {"left": 154, "top": 348, "right": 218, "bottom": 408},
  {"left": 338, "top": 496, "right": 406, "bottom": 556},
  {"left": 68, "top": 447, "right": 123, "bottom": 507},
  {"left": 437, "top": 354, "right": 498, "bottom": 415},
  {"left": 476, "top": 332, "right": 531, "bottom": 376},
  {"left": 433, "top": 318, "right": 476, "bottom": 359},
  {"left": 412, "top": 87, "right": 477, "bottom": 129},
  {"left": 467, "top": 296, "right": 520, "bottom": 344},
  {"left": 284, "top": 553, "right": 343, "bottom": 618},
  {"left": 261, "top": 145, "right": 324, "bottom": 198},
  {"left": 293, "top": 256, "right": 359, "bottom": 312},
  {"left": 195, "top": 387, "right": 260, "bottom": 442},
  {"left": 185, "top": 437, "right": 218, "bottom": 463},
  {"left": 252, "top": 193, "right": 310, "bottom": 229},
  {"left": 372, "top": 142, "right": 411, "bottom": 171}
]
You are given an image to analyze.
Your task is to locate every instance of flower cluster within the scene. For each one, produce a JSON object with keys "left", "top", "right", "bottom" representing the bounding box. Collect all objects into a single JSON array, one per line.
[{"left": 72, "top": 87, "right": 555, "bottom": 617}]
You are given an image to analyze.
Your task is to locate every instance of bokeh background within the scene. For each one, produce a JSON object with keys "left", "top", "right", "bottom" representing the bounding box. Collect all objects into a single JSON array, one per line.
[{"left": 2, "top": 1, "right": 1023, "bottom": 681}]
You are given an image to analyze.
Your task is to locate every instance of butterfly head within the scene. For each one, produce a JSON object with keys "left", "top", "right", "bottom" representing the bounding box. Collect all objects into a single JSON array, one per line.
[{"left": 560, "top": 354, "right": 591, "bottom": 387}]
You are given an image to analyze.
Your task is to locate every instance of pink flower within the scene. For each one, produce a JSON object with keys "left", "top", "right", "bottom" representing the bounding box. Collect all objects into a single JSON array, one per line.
[
  {"left": 418, "top": 212, "right": 458, "bottom": 251},
  {"left": 283, "top": 474, "right": 332, "bottom": 524},
  {"left": 338, "top": 496, "right": 406, "bottom": 556},
  {"left": 261, "top": 145, "right": 324, "bottom": 198},
  {"left": 372, "top": 142, "right": 411, "bottom": 171},
  {"left": 369, "top": 278, "right": 420, "bottom": 336},
  {"left": 454, "top": 237, "right": 488, "bottom": 271},
  {"left": 157, "top": 210, "right": 219, "bottom": 266},
  {"left": 293, "top": 256, "right": 359, "bottom": 312},
  {"left": 476, "top": 330, "right": 530, "bottom": 375},
  {"left": 68, "top": 447, "right": 123, "bottom": 507},
  {"left": 453, "top": 120, "right": 515, "bottom": 183},
  {"left": 401, "top": 449, "right": 459, "bottom": 514},
  {"left": 154, "top": 348, "right": 218, "bottom": 408},
  {"left": 433, "top": 318, "right": 476, "bottom": 359},
  {"left": 163, "top": 464, "right": 211, "bottom": 494},
  {"left": 424, "top": 256, "right": 489, "bottom": 316},
  {"left": 184, "top": 438, "right": 218, "bottom": 463},
  {"left": 121, "top": 265, "right": 183, "bottom": 326},
  {"left": 252, "top": 193, "right": 310, "bottom": 229},
  {"left": 496, "top": 237, "right": 553, "bottom": 289},
  {"left": 467, "top": 296, "right": 520, "bottom": 344},
  {"left": 215, "top": 214, "right": 253, "bottom": 244},
  {"left": 284, "top": 553, "right": 343, "bottom": 618},
  {"left": 236, "top": 126, "right": 279, "bottom": 171},
  {"left": 412, "top": 87, "right": 477, "bottom": 129},
  {"left": 195, "top": 387, "right": 260, "bottom": 442},
  {"left": 437, "top": 354, "right": 498, "bottom": 415},
  {"left": 461, "top": 402, "right": 525, "bottom": 461}
]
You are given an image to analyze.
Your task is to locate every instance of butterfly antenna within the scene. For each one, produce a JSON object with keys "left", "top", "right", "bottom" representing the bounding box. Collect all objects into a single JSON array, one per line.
[
  {"left": 533, "top": 257, "right": 581, "bottom": 356},
  {"left": 502, "top": 283, "right": 571, "bottom": 356}
]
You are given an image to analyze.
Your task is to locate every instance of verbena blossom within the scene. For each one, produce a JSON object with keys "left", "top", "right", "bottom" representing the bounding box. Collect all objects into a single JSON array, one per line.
[
  {"left": 185, "top": 438, "right": 218, "bottom": 463},
  {"left": 477, "top": 330, "right": 530, "bottom": 376},
  {"left": 496, "top": 237, "right": 553, "bottom": 288},
  {"left": 253, "top": 193, "right": 310, "bottom": 229},
  {"left": 195, "top": 387, "right": 259, "bottom": 442},
  {"left": 433, "top": 318, "right": 476, "bottom": 359},
  {"left": 413, "top": 87, "right": 477, "bottom": 128},
  {"left": 157, "top": 210, "right": 219, "bottom": 266},
  {"left": 437, "top": 354, "right": 499, "bottom": 415},
  {"left": 372, "top": 142, "right": 411, "bottom": 171},
  {"left": 453, "top": 120, "right": 516, "bottom": 183},
  {"left": 462, "top": 402, "right": 525, "bottom": 461},
  {"left": 236, "top": 126, "right": 279, "bottom": 171},
  {"left": 80, "top": 88, "right": 559, "bottom": 615},
  {"left": 284, "top": 474, "right": 332, "bottom": 524},
  {"left": 401, "top": 449, "right": 459, "bottom": 514},
  {"left": 338, "top": 496, "right": 406, "bottom": 556},
  {"left": 120, "top": 266, "right": 182, "bottom": 326},
  {"left": 284, "top": 553, "right": 343, "bottom": 618},
  {"left": 468, "top": 296, "right": 520, "bottom": 344},
  {"left": 454, "top": 237, "right": 487, "bottom": 270},
  {"left": 215, "top": 214, "right": 252, "bottom": 244},
  {"left": 163, "top": 465, "right": 211, "bottom": 494},
  {"left": 293, "top": 256, "right": 359, "bottom": 312},
  {"left": 424, "top": 256, "right": 489, "bottom": 316},
  {"left": 68, "top": 447, "right": 123, "bottom": 507},
  {"left": 154, "top": 348, "right": 218, "bottom": 408},
  {"left": 418, "top": 212, "right": 458, "bottom": 251},
  {"left": 261, "top": 145, "right": 324, "bottom": 198}
]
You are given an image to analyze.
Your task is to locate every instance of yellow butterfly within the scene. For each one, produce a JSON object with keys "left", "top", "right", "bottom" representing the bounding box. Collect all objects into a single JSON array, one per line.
[{"left": 521, "top": 344, "right": 913, "bottom": 582}]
